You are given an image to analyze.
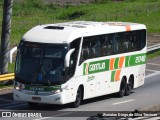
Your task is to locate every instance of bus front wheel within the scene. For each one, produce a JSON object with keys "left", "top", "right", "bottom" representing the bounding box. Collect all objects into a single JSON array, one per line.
[
  {"left": 28, "top": 102, "right": 38, "bottom": 108},
  {"left": 72, "top": 87, "right": 82, "bottom": 108}
]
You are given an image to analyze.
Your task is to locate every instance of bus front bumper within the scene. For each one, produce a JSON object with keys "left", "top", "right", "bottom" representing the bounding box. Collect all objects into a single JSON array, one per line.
[{"left": 13, "top": 89, "right": 65, "bottom": 104}]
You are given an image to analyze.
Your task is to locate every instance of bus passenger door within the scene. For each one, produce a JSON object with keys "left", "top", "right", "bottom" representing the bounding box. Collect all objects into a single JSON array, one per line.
[
  {"left": 74, "top": 74, "right": 96, "bottom": 99},
  {"left": 86, "top": 75, "right": 96, "bottom": 98}
]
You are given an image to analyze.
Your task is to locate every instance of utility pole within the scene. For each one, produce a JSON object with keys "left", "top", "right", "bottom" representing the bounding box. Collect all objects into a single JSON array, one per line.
[{"left": 0, "top": 0, "right": 13, "bottom": 74}]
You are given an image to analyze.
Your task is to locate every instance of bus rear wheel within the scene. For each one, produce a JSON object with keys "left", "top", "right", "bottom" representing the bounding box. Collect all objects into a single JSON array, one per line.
[
  {"left": 117, "top": 78, "right": 126, "bottom": 97},
  {"left": 125, "top": 77, "right": 133, "bottom": 96},
  {"left": 72, "top": 87, "right": 82, "bottom": 108}
]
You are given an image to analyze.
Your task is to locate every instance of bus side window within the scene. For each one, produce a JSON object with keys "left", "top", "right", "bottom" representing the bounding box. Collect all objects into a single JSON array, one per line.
[
  {"left": 137, "top": 32, "right": 141, "bottom": 50},
  {"left": 111, "top": 33, "right": 120, "bottom": 54},
  {"left": 123, "top": 30, "right": 146, "bottom": 53},
  {"left": 81, "top": 47, "right": 89, "bottom": 61},
  {"left": 91, "top": 37, "right": 101, "bottom": 57},
  {"left": 141, "top": 30, "right": 146, "bottom": 49},
  {"left": 131, "top": 32, "right": 138, "bottom": 51},
  {"left": 79, "top": 38, "right": 90, "bottom": 65},
  {"left": 101, "top": 35, "right": 107, "bottom": 56},
  {"left": 122, "top": 33, "right": 130, "bottom": 53},
  {"left": 139, "top": 30, "right": 146, "bottom": 50},
  {"left": 128, "top": 33, "right": 132, "bottom": 52},
  {"left": 101, "top": 35, "right": 111, "bottom": 56},
  {"left": 117, "top": 33, "right": 122, "bottom": 53},
  {"left": 70, "top": 38, "right": 81, "bottom": 76}
]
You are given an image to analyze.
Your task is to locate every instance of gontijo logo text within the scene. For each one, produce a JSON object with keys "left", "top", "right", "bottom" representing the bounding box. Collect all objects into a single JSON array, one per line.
[{"left": 83, "top": 53, "right": 146, "bottom": 75}]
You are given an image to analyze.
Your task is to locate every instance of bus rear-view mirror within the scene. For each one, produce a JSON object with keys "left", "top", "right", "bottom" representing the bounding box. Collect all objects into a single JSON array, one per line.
[{"left": 64, "top": 48, "right": 75, "bottom": 68}]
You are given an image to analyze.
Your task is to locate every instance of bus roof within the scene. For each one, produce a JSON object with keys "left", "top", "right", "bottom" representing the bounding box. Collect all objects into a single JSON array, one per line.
[{"left": 22, "top": 21, "right": 146, "bottom": 44}]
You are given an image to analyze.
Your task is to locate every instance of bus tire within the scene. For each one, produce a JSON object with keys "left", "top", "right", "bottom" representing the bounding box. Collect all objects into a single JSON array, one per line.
[
  {"left": 117, "top": 78, "right": 126, "bottom": 97},
  {"left": 28, "top": 102, "right": 38, "bottom": 108},
  {"left": 125, "top": 77, "right": 133, "bottom": 96},
  {"left": 72, "top": 87, "right": 82, "bottom": 108}
]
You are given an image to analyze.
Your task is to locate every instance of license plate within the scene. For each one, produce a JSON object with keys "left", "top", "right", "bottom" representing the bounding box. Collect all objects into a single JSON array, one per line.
[
  {"left": 32, "top": 97, "right": 41, "bottom": 101},
  {"left": 30, "top": 87, "right": 44, "bottom": 92}
]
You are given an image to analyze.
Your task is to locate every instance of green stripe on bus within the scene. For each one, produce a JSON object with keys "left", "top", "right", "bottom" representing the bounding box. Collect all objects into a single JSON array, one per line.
[
  {"left": 111, "top": 71, "right": 116, "bottom": 82},
  {"left": 83, "top": 53, "right": 146, "bottom": 75},
  {"left": 106, "top": 59, "right": 110, "bottom": 71},
  {"left": 129, "top": 53, "right": 146, "bottom": 66},
  {"left": 125, "top": 56, "right": 130, "bottom": 67},
  {"left": 114, "top": 57, "right": 119, "bottom": 69},
  {"left": 83, "top": 63, "right": 87, "bottom": 75}
]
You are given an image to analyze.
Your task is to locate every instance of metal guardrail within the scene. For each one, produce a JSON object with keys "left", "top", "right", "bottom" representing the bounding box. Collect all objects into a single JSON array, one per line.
[
  {"left": 147, "top": 43, "right": 160, "bottom": 53},
  {"left": 0, "top": 73, "right": 15, "bottom": 82},
  {"left": 0, "top": 44, "right": 159, "bottom": 82}
]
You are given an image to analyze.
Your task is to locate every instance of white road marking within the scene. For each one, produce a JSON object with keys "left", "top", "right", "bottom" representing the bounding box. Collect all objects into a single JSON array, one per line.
[
  {"left": 147, "top": 63, "right": 160, "bottom": 66},
  {"left": 144, "top": 117, "right": 160, "bottom": 120},
  {"left": 33, "top": 112, "right": 73, "bottom": 120},
  {"left": 132, "top": 117, "right": 149, "bottom": 120},
  {"left": 112, "top": 99, "right": 134, "bottom": 105},
  {"left": 33, "top": 117, "right": 51, "bottom": 120},
  {"left": 52, "top": 112, "right": 73, "bottom": 117},
  {"left": 145, "top": 72, "right": 160, "bottom": 78},
  {"left": 146, "top": 69, "right": 160, "bottom": 72}
]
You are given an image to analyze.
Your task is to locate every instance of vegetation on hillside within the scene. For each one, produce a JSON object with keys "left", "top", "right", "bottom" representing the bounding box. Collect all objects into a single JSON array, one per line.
[
  {"left": 0, "top": 0, "right": 159, "bottom": 73},
  {"left": 0, "top": 0, "right": 160, "bottom": 45}
]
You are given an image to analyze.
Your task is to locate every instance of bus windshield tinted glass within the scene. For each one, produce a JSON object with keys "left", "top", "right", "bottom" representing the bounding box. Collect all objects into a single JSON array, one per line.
[{"left": 15, "top": 41, "right": 68, "bottom": 85}]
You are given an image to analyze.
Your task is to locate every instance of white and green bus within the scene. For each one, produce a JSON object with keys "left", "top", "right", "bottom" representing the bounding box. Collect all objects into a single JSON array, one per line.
[{"left": 14, "top": 21, "right": 146, "bottom": 107}]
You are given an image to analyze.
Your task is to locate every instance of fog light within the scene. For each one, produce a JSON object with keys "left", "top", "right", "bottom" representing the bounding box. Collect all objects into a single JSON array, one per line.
[{"left": 15, "top": 82, "right": 25, "bottom": 91}]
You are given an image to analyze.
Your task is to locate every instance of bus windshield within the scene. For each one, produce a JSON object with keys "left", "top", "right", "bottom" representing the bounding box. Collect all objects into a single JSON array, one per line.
[{"left": 15, "top": 41, "right": 68, "bottom": 85}]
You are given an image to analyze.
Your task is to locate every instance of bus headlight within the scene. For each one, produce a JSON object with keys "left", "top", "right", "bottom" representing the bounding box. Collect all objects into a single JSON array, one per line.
[
  {"left": 15, "top": 82, "right": 25, "bottom": 91},
  {"left": 51, "top": 85, "right": 68, "bottom": 94},
  {"left": 52, "top": 89, "right": 63, "bottom": 94}
]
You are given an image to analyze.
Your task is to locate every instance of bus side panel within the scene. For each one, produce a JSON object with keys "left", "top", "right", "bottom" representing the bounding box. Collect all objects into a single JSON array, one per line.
[
  {"left": 75, "top": 74, "right": 96, "bottom": 100},
  {"left": 96, "top": 71, "right": 113, "bottom": 97},
  {"left": 111, "top": 64, "right": 145, "bottom": 93},
  {"left": 134, "top": 64, "right": 146, "bottom": 88},
  {"left": 119, "top": 64, "right": 145, "bottom": 89},
  {"left": 75, "top": 65, "right": 101, "bottom": 100},
  {"left": 63, "top": 77, "right": 77, "bottom": 104},
  {"left": 75, "top": 61, "right": 119, "bottom": 100},
  {"left": 75, "top": 66, "right": 120, "bottom": 100}
]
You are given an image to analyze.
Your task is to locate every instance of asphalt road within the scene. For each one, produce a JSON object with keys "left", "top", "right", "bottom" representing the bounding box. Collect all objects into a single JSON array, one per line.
[{"left": 0, "top": 57, "right": 160, "bottom": 119}]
